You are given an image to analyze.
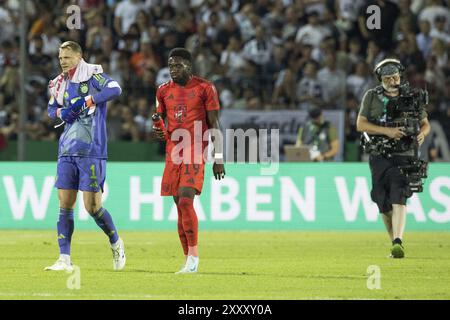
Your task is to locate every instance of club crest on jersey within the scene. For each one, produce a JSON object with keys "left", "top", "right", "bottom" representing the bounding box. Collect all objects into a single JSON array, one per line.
[
  {"left": 174, "top": 105, "right": 187, "bottom": 123},
  {"left": 78, "top": 82, "right": 89, "bottom": 96}
]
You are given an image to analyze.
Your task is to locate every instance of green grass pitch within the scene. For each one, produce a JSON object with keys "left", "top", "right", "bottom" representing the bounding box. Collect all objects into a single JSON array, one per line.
[{"left": 0, "top": 230, "right": 449, "bottom": 300}]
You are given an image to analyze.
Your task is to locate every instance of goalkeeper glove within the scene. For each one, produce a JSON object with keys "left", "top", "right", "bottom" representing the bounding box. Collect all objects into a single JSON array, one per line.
[
  {"left": 60, "top": 96, "right": 94, "bottom": 124},
  {"left": 60, "top": 107, "right": 79, "bottom": 124}
]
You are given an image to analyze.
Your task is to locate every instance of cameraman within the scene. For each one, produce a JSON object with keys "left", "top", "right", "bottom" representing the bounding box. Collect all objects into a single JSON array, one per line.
[{"left": 356, "top": 59, "right": 430, "bottom": 258}]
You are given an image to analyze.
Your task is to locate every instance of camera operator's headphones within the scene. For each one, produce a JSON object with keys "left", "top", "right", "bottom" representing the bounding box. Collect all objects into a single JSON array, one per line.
[{"left": 373, "top": 58, "right": 405, "bottom": 82}]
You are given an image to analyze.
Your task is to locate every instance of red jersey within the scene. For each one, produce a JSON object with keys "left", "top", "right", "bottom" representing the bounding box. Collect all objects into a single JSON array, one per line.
[{"left": 156, "top": 76, "right": 220, "bottom": 163}]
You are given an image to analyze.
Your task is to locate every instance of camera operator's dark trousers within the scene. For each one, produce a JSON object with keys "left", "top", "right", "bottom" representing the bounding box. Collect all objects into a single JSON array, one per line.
[{"left": 369, "top": 154, "right": 410, "bottom": 214}]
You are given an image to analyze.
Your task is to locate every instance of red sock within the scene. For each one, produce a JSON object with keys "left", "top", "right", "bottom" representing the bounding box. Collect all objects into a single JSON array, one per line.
[
  {"left": 176, "top": 204, "right": 188, "bottom": 255},
  {"left": 178, "top": 197, "right": 198, "bottom": 246}
]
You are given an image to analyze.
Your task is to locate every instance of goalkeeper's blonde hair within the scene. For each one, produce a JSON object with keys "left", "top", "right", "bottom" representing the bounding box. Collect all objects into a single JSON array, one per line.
[{"left": 60, "top": 41, "right": 82, "bottom": 54}]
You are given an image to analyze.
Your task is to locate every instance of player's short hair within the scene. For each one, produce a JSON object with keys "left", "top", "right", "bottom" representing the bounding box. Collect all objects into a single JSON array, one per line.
[
  {"left": 168, "top": 48, "right": 192, "bottom": 64},
  {"left": 60, "top": 41, "right": 83, "bottom": 54}
]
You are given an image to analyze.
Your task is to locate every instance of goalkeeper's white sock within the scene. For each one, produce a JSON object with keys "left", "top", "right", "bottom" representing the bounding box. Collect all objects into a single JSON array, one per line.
[
  {"left": 59, "top": 254, "right": 71, "bottom": 264},
  {"left": 111, "top": 238, "right": 120, "bottom": 249}
]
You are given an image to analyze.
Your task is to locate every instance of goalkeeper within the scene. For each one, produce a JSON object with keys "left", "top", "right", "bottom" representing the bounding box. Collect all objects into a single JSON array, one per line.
[{"left": 45, "top": 41, "right": 125, "bottom": 271}]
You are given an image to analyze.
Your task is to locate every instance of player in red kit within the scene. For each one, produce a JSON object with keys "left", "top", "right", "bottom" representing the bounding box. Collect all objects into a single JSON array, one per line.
[{"left": 153, "top": 48, "right": 225, "bottom": 274}]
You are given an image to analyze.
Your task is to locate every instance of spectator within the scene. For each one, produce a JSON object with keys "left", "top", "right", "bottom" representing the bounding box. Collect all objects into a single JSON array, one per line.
[
  {"left": 232, "top": 86, "right": 259, "bottom": 110},
  {"left": 0, "top": 0, "right": 15, "bottom": 43},
  {"left": 129, "top": 39, "right": 161, "bottom": 77},
  {"left": 133, "top": 67, "right": 157, "bottom": 100},
  {"left": 366, "top": 40, "right": 386, "bottom": 68},
  {"left": 282, "top": 5, "right": 302, "bottom": 40},
  {"left": 396, "top": 33, "right": 426, "bottom": 73},
  {"left": 0, "top": 66, "right": 19, "bottom": 105},
  {"left": 296, "top": 59, "right": 325, "bottom": 111},
  {"left": 206, "top": 11, "right": 221, "bottom": 40},
  {"left": 220, "top": 36, "right": 246, "bottom": 83},
  {"left": 242, "top": 25, "right": 272, "bottom": 66},
  {"left": 395, "top": 0, "right": 419, "bottom": 33},
  {"left": 235, "top": 4, "right": 258, "bottom": 42},
  {"left": 216, "top": 15, "right": 241, "bottom": 50},
  {"left": 185, "top": 22, "right": 211, "bottom": 54},
  {"left": 28, "top": 38, "right": 53, "bottom": 78},
  {"left": 156, "top": 66, "right": 170, "bottom": 87},
  {"left": 347, "top": 37, "right": 364, "bottom": 66},
  {"left": 106, "top": 101, "right": 123, "bottom": 142},
  {"left": 318, "top": 52, "right": 347, "bottom": 109},
  {"left": 194, "top": 45, "right": 220, "bottom": 79},
  {"left": 213, "top": 76, "right": 235, "bottom": 109},
  {"left": 27, "top": 10, "right": 52, "bottom": 41},
  {"left": 295, "top": 11, "right": 331, "bottom": 49},
  {"left": 117, "top": 23, "right": 141, "bottom": 54},
  {"left": 120, "top": 106, "right": 140, "bottom": 142},
  {"left": 85, "top": 12, "right": 113, "bottom": 54},
  {"left": 418, "top": 0, "right": 450, "bottom": 32},
  {"left": 134, "top": 97, "right": 152, "bottom": 141},
  {"left": 136, "top": 10, "right": 150, "bottom": 39},
  {"left": 0, "top": 40, "right": 19, "bottom": 75},
  {"left": 114, "top": 0, "right": 145, "bottom": 37},
  {"left": 430, "top": 15, "right": 450, "bottom": 43},
  {"left": 346, "top": 60, "right": 374, "bottom": 101},
  {"left": 425, "top": 54, "right": 447, "bottom": 93},
  {"left": 263, "top": 0, "right": 285, "bottom": 28},
  {"left": 393, "top": 15, "right": 417, "bottom": 42},
  {"left": 430, "top": 37, "right": 448, "bottom": 69},
  {"left": 0, "top": 109, "right": 18, "bottom": 141},
  {"left": 335, "top": 0, "right": 365, "bottom": 38},
  {"left": 416, "top": 19, "right": 434, "bottom": 58},
  {"left": 272, "top": 53, "right": 301, "bottom": 109}
]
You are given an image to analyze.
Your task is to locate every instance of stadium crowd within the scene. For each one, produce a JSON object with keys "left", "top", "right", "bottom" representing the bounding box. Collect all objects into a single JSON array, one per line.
[{"left": 0, "top": 0, "right": 449, "bottom": 159}]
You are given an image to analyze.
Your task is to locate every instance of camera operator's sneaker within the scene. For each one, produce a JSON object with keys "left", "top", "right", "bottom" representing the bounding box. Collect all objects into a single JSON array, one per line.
[{"left": 391, "top": 243, "right": 405, "bottom": 258}]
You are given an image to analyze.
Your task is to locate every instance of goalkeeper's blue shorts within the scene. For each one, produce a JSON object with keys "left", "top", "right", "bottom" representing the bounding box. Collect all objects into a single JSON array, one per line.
[{"left": 55, "top": 156, "right": 106, "bottom": 193}]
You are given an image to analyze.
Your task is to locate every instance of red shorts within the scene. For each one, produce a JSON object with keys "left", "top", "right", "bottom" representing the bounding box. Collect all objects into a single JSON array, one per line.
[{"left": 161, "top": 161, "right": 205, "bottom": 196}]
